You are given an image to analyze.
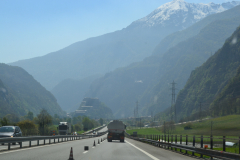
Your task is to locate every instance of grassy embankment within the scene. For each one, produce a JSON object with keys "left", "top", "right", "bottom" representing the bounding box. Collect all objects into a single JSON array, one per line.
[{"left": 126, "top": 115, "right": 240, "bottom": 155}]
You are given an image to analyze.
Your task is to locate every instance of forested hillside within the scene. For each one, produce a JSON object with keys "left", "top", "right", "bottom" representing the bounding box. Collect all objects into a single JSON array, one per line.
[
  {"left": 144, "top": 16, "right": 240, "bottom": 115},
  {"left": 211, "top": 66, "right": 240, "bottom": 116},
  {"left": 86, "top": 6, "right": 240, "bottom": 118},
  {"left": 0, "top": 63, "right": 65, "bottom": 117},
  {"left": 174, "top": 25, "right": 240, "bottom": 121}
]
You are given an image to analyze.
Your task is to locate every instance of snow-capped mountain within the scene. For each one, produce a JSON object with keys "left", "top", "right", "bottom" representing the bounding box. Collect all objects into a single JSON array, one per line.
[{"left": 129, "top": 0, "right": 240, "bottom": 29}]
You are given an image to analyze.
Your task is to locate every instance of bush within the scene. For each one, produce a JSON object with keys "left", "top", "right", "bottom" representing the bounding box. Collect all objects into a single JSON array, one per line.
[
  {"left": 74, "top": 123, "right": 82, "bottom": 131},
  {"left": 0, "top": 117, "right": 10, "bottom": 126},
  {"left": 184, "top": 122, "right": 193, "bottom": 130},
  {"left": 17, "top": 120, "right": 38, "bottom": 136}
]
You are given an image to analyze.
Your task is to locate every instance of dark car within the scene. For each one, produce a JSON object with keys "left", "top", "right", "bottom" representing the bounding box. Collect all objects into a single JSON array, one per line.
[{"left": 0, "top": 126, "right": 22, "bottom": 145}]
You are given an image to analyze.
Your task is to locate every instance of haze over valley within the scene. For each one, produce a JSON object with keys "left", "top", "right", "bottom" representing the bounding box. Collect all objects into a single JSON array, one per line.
[{"left": 1, "top": 0, "right": 240, "bottom": 120}]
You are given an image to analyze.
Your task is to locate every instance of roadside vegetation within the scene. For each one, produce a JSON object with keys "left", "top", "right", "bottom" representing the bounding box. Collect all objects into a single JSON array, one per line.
[{"left": 0, "top": 109, "right": 104, "bottom": 136}]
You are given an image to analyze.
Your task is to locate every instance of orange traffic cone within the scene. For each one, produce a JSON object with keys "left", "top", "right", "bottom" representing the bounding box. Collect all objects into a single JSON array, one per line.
[
  {"left": 68, "top": 147, "right": 74, "bottom": 160},
  {"left": 93, "top": 140, "right": 96, "bottom": 146}
]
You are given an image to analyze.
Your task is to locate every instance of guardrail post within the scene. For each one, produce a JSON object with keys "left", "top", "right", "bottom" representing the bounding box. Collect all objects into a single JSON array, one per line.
[
  {"left": 37, "top": 140, "right": 39, "bottom": 146},
  {"left": 20, "top": 142, "right": 22, "bottom": 148},
  {"left": 164, "top": 135, "right": 166, "bottom": 149},
  {"left": 186, "top": 135, "right": 188, "bottom": 154},
  {"left": 175, "top": 135, "right": 177, "bottom": 151},
  {"left": 223, "top": 136, "right": 225, "bottom": 152},
  {"left": 180, "top": 135, "right": 182, "bottom": 152},
  {"left": 201, "top": 135, "right": 203, "bottom": 158},
  {"left": 171, "top": 135, "right": 173, "bottom": 150},
  {"left": 210, "top": 135, "right": 213, "bottom": 160},
  {"left": 192, "top": 136, "right": 195, "bottom": 156},
  {"left": 58, "top": 138, "right": 59, "bottom": 143},
  {"left": 54, "top": 138, "right": 55, "bottom": 143},
  {"left": 162, "top": 135, "right": 163, "bottom": 142},
  {"left": 167, "top": 135, "right": 169, "bottom": 149},
  {"left": 29, "top": 141, "right": 31, "bottom": 147},
  {"left": 49, "top": 139, "right": 51, "bottom": 144},
  {"left": 210, "top": 135, "right": 213, "bottom": 149},
  {"left": 44, "top": 139, "right": 46, "bottom": 145},
  {"left": 8, "top": 143, "right": 10, "bottom": 150}
]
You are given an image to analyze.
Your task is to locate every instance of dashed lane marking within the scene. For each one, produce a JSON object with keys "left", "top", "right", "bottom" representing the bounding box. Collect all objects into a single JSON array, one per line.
[
  {"left": 83, "top": 151, "right": 88, "bottom": 154},
  {"left": 126, "top": 140, "right": 159, "bottom": 160}
]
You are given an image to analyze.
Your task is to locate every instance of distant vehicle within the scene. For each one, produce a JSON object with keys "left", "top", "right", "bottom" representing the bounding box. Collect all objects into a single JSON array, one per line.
[
  {"left": 107, "top": 120, "right": 126, "bottom": 142},
  {"left": 57, "top": 122, "right": 72, "bottom": 135},
  {"left": 73, "top": 132, "right": 77, "bottom": 135},
  {"left": 0, "top": 126, "right": 22, "bottom": 145}
]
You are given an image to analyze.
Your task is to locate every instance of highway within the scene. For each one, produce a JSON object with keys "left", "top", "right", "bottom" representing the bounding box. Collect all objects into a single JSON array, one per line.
[{"left": 0, "top": 127, "right": 196, "bottom": 160}]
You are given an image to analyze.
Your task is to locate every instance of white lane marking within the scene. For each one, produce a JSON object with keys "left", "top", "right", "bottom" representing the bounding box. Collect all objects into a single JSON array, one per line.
[
  {"left": 92, "top": 147, "right": 95, "bottom": 148},
  {"left": 0, "top": 143, "right": 59, "bottom": 155},
  {"left": 0, "top": 136, "right": 104, "bottom": 155},
  {"left": 126, "top": 140, "right": 159, "bottom": 160},
  {"left": 83, "top": 151, "right": 88, "bottom": 154}
]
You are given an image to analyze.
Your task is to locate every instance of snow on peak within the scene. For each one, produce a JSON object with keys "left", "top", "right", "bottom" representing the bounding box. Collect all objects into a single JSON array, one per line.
[{"left": 130, "top": 0, "right": 240, "bottom": 28}]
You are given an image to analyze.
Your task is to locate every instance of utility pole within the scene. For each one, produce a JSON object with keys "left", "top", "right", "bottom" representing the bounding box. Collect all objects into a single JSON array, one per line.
[
  {"left": 151, "top": 111, "right": 153, "bottom": 121},
  {"left": 140, "top": 117, "right": 141, "bottom": 129},
  {"left": 211, "top": 121, "right": 213, "bottom": 136},
  {"left": 136, "top": 101, "right": 139, "bottom": 118},
  {"left": 199, "top": 102, "right": 202, "bottom": 122},
  {"left": 170, "top": 80, "right": 177, "bottom": 122},
  {"left": 135, "top": 101, "right": 139, "bottom": 128}
]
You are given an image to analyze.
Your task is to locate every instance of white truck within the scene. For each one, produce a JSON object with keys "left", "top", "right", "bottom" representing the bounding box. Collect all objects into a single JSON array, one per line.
[
  {"left": 57, "top": 122, "right": 72, "bottom": 135},
  {"left": 107, "top": 120, "right": 126, "bottom": 142}
]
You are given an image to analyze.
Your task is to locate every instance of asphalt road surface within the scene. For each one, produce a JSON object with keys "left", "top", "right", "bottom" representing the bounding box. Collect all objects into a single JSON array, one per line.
[{"left": 0, "top": 127, "right": 197, "bottom": 160}]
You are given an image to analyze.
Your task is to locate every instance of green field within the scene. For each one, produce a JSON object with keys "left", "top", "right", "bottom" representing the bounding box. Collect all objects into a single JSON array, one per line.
[
  {"left": 126, "top": 115, "right": 240, "bottom": 155},
  {"left": 127, "top": 115, "right": 240, "bottom": 136}
]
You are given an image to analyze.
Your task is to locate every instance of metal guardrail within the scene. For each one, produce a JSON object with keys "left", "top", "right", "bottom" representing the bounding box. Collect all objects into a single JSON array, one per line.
[
  {"left": 125, "top": 133, "right": 240, "bottom": 160},
  {"left": 0, "top": 131, "right": 107, "bottom": 150},
  {"left": 84, "top": 125, "right": 106, "bottom": 135}
]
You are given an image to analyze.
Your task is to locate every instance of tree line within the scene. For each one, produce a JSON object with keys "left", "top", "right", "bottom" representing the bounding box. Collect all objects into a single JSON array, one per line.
[{"left": 0, "top": 109, "right": 104, "bottom": 136}]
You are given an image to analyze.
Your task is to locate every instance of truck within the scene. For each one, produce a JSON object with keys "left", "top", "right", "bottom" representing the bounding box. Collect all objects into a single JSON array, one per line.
[
  {"left": 107, "top": 120, "right": 126, "bottom": 142},
  {"left": 57, "top": 122, "right": 72, "bottom": 135}
]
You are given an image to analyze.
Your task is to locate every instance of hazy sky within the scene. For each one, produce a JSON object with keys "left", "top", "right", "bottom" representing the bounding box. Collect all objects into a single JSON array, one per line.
[{"left": 0, "top": 0, "right": 235, "bottom": 63}]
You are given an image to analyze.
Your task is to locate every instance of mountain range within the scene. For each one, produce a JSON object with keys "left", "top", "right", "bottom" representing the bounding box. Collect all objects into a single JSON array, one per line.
[
  {"left": 9, "top": 0, "right": 240, "bottom": 91},
  {"left": 86, "top": 5, "right": 240, "bottom": 118},
  {"left": 8, "top": 0, "right": 240, "bottom": 117}
]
